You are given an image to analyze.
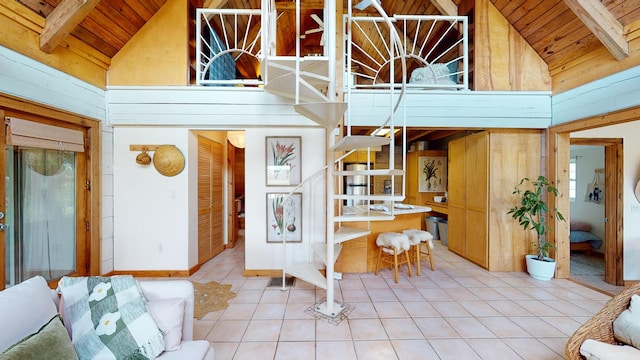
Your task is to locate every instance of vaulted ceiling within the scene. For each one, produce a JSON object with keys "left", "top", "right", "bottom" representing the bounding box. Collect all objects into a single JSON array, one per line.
[
  {"left": 12, "top": 0, "right": 640, "bottom": 144},
  {"left": 15, "top": 0, "right": 640, "bottom": 71}
]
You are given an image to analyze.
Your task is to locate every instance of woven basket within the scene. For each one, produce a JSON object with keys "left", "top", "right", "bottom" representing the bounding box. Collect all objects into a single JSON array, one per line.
[{"left": 565, "top": 282, "right": 640, "bottom": 359}]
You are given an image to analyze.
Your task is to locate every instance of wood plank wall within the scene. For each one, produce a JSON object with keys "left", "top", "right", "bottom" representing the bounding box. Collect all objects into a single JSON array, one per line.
[
  {"left": 109, "top": 0, "right": 189, "bottom": 86},
  {"left": 473, "top": 0, "right": 551, "bottom": 91}
]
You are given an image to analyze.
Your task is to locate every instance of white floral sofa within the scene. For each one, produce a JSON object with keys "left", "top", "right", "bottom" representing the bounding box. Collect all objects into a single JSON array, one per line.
[{"left": 0, "top": 275, "right": 214, "bottom": 359}]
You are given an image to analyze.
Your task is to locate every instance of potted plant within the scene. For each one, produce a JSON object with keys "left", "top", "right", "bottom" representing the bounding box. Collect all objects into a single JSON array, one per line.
[{"left": 508, "top": 176, "right": 566, "bottom": 281}]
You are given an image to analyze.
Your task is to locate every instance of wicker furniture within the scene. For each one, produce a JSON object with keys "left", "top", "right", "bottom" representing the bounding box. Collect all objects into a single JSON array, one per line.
[{"left": 565, "top": 282, "right": 640, "bottom": 359}]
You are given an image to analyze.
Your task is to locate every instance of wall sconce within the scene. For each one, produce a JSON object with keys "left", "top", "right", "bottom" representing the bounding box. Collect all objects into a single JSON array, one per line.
[{"left": 227, "top": 131, "right": 245, "bottom": 148}]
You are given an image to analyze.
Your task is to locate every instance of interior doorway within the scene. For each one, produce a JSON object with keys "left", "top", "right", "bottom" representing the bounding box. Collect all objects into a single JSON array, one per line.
[
  {"left": 568, "top": 138, "right": 623, "bottom": 288},
  {"left": 568, "top": 143, "right": 617, "bottom": 291}
]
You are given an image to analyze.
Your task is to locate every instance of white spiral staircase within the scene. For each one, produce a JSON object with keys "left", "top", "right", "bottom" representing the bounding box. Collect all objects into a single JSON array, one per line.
[{"left": 261, "top": 0, "right": 407, "bottom": 317}]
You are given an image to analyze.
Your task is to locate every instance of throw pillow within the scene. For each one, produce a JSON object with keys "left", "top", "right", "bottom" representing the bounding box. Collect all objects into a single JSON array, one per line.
[
  {"left": 0, "top": 315, "right": 78, "bottom": 360},
  {"left": 613, "top": 294, "right": 640, "bottom": 348},
  {"left": 570, "top": 220, "right": 592, "bottom": 232},
  {"left": 148, "top": 299, "right": 185, "bottom": 351},
  {"left": 0, "top": 275, "right": 58, "bottom": 353},
  {"left": 57, "top": 275, "right": 165, "bottom": 359},
  {"left": 580, "top": 339, "right": 640, "bottom": 360}
]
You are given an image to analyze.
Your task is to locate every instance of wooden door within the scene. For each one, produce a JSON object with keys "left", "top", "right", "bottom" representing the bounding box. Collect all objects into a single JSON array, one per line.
[
  {"left": 464, "top": 132, "right": 488, "bottom": 267},
  {"left": 227, "top": 140, "right": 237, "bottom": 248},
  {"left": 197, "top": 136, "right": 224, "bottom": 264},
  {"left": 447, "top": 138, "right": 466, "bottom": 255},
  {"left": 406, "top": 152, "right": 417, "bottom": 204}
]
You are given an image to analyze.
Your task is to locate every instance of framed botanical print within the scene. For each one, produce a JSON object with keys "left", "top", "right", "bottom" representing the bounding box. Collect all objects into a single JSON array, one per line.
[
  {"left": 266, "top": 192, "right": 302, "bottom": 243},
  {"left": 418, "top": 156, "right": 447, "bottom": 192},
  {"left": 266, "top": 136, "right": 301, "bottom": 186}
]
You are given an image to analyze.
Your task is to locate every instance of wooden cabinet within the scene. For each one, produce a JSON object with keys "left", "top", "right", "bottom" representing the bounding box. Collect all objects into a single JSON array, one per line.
[
  {"left": 448, "top": 130, "right": 541, "bottom": 271},
  {"left": 406, "top": 150, "right": 447, "bottom": 205},
  {"left": 343, "top": 150, "right": 376, "bottom": 165}
]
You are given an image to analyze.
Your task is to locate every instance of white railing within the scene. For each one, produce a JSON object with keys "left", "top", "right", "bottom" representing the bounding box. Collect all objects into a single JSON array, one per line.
[
  {"left": 345, "top": 15, "right": 468, "bottom": 91},
  {"left": 195, "top": 9, "right": 264, "bottom": 86}
]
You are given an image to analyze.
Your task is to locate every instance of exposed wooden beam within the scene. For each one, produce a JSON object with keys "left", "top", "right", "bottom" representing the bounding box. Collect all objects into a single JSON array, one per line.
[
  {"left": 430, "top": 0, "right": 457, "bottom": 17},
  {"left": 40, "top": 0, "right": 101, "bottom": 54},
  {"left": 562, "top": 0, "right": 628, "bottom": 61},
  {"left": 204, "top": 0, "right": 229, "bottom": 9}
]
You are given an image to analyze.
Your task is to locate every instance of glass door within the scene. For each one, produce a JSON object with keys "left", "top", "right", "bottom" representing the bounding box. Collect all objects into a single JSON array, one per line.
[{"left": 4, "top": 147, "right": 77, "bottom": 286}]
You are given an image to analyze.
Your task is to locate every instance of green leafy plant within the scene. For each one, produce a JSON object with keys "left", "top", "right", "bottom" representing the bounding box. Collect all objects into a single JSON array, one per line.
[{"left": 508, "top": 176, "right": 566, "bottom": 261}]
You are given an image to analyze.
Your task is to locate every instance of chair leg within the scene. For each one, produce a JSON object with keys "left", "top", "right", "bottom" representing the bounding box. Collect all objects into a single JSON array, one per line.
[
  {"left": 405, "top": 250, "right": 413, "bottom": 277},
  {"left": 393, "top": 250, "right": 399, "bottom": 283},
  {"left": 414, "top": 244, "right": 421, "bottom": 276},
  {"left": 375, "top": 247, "right": 383, "bottom": 275},
  {"left": 424, "top": 244, "right": 435, "bottom": 271}
]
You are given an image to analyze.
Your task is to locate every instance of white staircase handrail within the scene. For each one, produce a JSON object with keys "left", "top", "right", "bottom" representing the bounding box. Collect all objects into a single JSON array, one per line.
[{"left": 280, "top": 164, "right": 329, "bottom": 290}]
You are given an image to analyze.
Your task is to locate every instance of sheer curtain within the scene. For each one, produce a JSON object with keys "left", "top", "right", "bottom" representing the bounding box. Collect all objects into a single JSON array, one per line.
[{"left": 21, "top": 149, "right": 76, "bottom": 281}]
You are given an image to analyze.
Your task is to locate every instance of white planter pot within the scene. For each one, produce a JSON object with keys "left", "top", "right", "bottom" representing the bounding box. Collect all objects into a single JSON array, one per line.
[{"left": 525, "top": 254, "right": 556, "bottom": 281}]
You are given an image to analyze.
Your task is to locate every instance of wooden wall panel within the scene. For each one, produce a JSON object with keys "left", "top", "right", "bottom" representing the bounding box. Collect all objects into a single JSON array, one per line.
[
  {"left": 487, "top": 129, "right": 542, "bottom": 272},
  {"left": 474, "top": 0, "right": 551, "bottom": 91},
  {"left": 108, "top": 0, "right": 189, "bottom": 86}
]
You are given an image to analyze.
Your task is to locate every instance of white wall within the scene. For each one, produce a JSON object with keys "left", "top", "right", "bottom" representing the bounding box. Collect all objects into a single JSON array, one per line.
[
  {"left": 244, "top": 128, "right": 327, "bottom": 271},
  {"left": 572, "top": 123, "right": 640, "bottom": 279},
  {"left": 569, "top": 146, "right": 605, "bottom": 252},
  {"left": 113, "top": 128, "right": 193, "bottom": 271}
]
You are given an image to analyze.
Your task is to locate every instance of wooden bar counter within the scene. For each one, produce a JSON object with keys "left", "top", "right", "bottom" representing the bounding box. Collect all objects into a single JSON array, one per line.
[{"left": 335, "top": 205, "right": 432, "bottom": 273}]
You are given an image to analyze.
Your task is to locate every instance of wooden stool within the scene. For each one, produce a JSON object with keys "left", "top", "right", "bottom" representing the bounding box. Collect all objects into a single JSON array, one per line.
[
  {"left": 375, "top": 232, "right": 412, "bottom": 283},
  {"left": 403, "top": 229, "right": 435, "bottom": 275}
]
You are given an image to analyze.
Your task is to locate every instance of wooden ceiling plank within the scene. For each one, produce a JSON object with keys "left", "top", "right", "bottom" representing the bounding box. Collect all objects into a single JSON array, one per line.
[
  {"left": 563, "top": 0, "right": 629, "bottom": 60},
  {"left": 513, "top": 0, "right": 564, "bottom": 35},
  {"left": 506, "top": 0, "right": 545, "bottom": 24},
  {"left": 91, "top": 4, "right": 139, "bottom": 38},
  {"left": 275, "top": 0, "right": 325, "bottom": 11},
  {"left": 430, "top": 0, "right": 457, "bottom": 16},
  {"left": 39, "top": 0, "right": 101, "bottom": 53},
  {"left": 494, "top": 0, "right": 527, "bottom": 19}
]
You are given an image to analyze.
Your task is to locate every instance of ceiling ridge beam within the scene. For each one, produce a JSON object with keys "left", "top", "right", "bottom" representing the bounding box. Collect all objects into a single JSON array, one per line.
[
  {"left": 40, "top": 0, "right": 101, "bottom": 54},
  {"left": 430, "top": 0, "right": 457, "bottom": 17},
  {"left": 562, "top": 0, "right": 629, "bottom": 61}
]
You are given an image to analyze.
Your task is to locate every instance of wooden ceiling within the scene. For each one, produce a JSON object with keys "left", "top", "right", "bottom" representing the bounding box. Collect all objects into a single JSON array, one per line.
[
  {"left": 15, "top": 0, "right": 640, "bottom": 72},
  {"left": 12, "top": 0, "right": 640, "bottom": 144}
]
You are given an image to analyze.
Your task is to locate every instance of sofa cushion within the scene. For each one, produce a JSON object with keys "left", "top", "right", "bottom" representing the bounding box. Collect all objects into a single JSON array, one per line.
[
  {"left": 580, "top": 339, "right": 640, "bottom": 360},
  {"left": 0, "top": 275, "right": 58, "bottom": 353},
  {"left": 156, "top": 340, "right": 213, "bottom": 360},
  {"left": 57, "top": 276, "right": 165, "bottom": 359},
  {"left": 613, "top": 294, "right": 640, "bottom": 348},
  {"left": 0, "top": 315, "right": 78, "bottom": 360},
  {"left": 148, "top": 299, "right": 186, "bottom": 351}
]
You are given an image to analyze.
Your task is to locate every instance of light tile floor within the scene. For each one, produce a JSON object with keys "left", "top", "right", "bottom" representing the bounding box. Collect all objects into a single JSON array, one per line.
[{"left": 189, "top": 232, "right": 617, "bottom": 360}]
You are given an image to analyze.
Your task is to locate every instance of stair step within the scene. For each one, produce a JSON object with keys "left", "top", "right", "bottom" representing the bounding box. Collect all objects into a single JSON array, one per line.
[
  {"left": 335, "top": 169, "right": 404, "bottom": 176},
  {"left": 262, "top": 56, "right": 329, "bottom": 86},
  {"left": 335, "top": 194, "right": 405, "bottom": 202},
  {"left": 335, "top": 226, "right": 371, "bottom": 243},
  {"left": 294, "top": 102, "right": 347, "bottom": 129},
  {"left": 331, "top": 135, "right": 390, "bottom": 152},
  {"left": 334, "top": 213, "right": 395, "bottom": 222},
  {"left": 311, "top": 243, "right": 343, "bottom": 265},
  {"left": 285, "top": 263, "right": 327, "bottom": 289},
  {"left": 264, "top": 73, "right": 328, "bottom": 103}
]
